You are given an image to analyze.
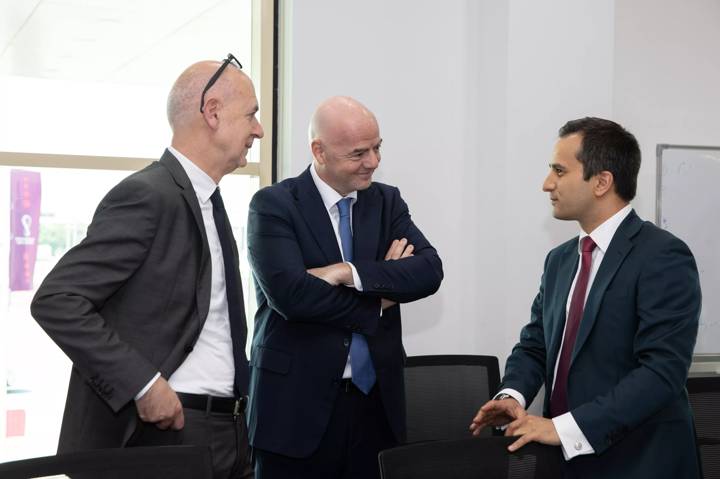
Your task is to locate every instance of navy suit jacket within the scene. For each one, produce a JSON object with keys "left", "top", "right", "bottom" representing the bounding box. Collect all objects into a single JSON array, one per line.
[
  {"left": 246, "top": 167, "right": 443, "bottom": 458},
  {"left": 502, "top": 210, "right": 701, "bottom": 478}
]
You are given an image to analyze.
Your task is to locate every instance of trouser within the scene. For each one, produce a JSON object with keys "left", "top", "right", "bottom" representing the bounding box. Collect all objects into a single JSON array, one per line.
[
  {"left": 254, "top": 380, "right": 397, "bottom": 479},
  {"left": 129, "top": 394, "right": 253, "bottom": 479}
]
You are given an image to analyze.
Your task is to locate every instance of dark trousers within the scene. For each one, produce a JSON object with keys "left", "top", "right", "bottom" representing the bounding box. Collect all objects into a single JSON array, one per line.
[
  {"left": 255, "top": 381, "right": 397, "bottom": 479},
  {"left": 128, "top": 407, "right": 253, "bottom": 479}
]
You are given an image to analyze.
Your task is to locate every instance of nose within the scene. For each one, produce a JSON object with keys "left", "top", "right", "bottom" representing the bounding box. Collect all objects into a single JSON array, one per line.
[
  {"left": 542, "top": 172, "right": 554, "bottom": 192},
  {"left": 365, "top": 149, "right": 380, "bottom": 169},
  {"left": 254, "top": 120, "right": 265, "bottom": 139}
]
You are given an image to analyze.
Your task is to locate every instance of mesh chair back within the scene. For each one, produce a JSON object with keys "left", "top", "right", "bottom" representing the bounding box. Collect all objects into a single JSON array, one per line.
[
  {"left": 404, "top": 355, "right": 500, "bottom": 443},
  {"left": 0, "top": 445, "right": 213, "bottom": 479},
  {"left": 378, "top": 436, "right": 562, "bottom": 479},
  {"left": 688, "top": 376, "right": 720, "bottom": 479}
]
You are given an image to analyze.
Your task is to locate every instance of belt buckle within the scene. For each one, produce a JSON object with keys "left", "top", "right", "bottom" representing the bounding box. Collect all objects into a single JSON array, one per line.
[{"left": 233, "top": 396, "right": 246, "bottom": 418}]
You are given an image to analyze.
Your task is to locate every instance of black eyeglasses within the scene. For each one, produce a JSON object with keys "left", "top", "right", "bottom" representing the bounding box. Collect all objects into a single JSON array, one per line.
[{"left": 199, "top": 53, "right": 243, "bottom": 113}]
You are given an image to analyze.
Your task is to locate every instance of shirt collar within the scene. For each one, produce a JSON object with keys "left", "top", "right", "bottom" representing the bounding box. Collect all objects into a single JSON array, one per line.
[
  {"left": 578, "top": 203, "right": 633, "bottom": 254},
  {"left": 309, "top": 162, "right": 357, "bottom": 212},
  {"left": 168, "top": 146, "right": 217, "bottom": 204}
]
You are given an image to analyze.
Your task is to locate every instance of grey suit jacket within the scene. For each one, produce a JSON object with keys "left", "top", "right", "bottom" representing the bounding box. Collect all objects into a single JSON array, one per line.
[{"left": 31, "top": 150, "right": 222, "bottom": 451}]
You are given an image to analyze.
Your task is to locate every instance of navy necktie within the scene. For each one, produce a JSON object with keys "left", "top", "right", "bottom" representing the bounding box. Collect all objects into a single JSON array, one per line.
[
  {"left": 211, "top": 188, "right": 249, "bottom": 397},
  {"left": 337, "top": 197, "right": 376, "bottom": 394},
  {"left": 550, "top": 236, "right": 597, "bottom": 417}
]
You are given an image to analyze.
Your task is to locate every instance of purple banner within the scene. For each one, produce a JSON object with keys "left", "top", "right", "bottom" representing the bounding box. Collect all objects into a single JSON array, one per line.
[{"left": 9, "top": 170, "right": 41, "bottom": 291}]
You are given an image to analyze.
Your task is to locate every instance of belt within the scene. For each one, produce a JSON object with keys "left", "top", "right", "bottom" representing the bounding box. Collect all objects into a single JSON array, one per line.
[
  {"left": 339, "top": 378, "right": 358, "bottom": 393},
  {"left": 176, "top": 392, "right": 247, "bottom": 416}
]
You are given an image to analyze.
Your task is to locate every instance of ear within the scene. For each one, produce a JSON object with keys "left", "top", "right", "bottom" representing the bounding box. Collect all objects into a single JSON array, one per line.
[
  {"left": 311, "top": 139, "right": 325, "bottom": 164},
  {"left": 201, "top": 97, "right": 222, "bottom": 130},
  {"left": 593, "top": 171, "right": 614, "bottom": 197}
]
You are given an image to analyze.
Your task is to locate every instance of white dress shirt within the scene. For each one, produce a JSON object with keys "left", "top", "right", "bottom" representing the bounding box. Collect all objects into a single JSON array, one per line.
[
  {"left": 135, "top": 146, "right": 235, "bottom": 399},
  {"left": 309, "top": 162, "right": 365, "bottom": 379},
  {"left": 499, "top": 204, "right": 633, "bottom": 460}
]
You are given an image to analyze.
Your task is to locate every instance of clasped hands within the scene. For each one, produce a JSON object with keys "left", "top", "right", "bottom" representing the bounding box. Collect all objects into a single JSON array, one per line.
[
  {"left": 307, "top": 238, "right": 414, "bottom": 309},
  {"left": 469, "top": 397, "right": 560, "bottom": 452}
]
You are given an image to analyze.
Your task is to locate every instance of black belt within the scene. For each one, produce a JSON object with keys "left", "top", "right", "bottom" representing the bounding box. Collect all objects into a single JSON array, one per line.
[
  {"left": 339, "top": 378, "right": 359, "bottom": 393},
  {"left": 176, "top": 392, "right": 246, "bottom": 416}
]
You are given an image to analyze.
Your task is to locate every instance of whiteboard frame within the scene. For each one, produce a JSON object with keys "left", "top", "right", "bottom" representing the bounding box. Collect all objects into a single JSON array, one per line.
[
  {"left": 656, "top": 143, "right": 720, "bottom": 225},
  {"left": 656, "top": 143, "right": 720, "bottom": 362}
]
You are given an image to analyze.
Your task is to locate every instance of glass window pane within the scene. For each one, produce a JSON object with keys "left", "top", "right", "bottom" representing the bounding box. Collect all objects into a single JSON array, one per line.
[{"left": 0, "top": 0, "right": 257, "bottom": 162}]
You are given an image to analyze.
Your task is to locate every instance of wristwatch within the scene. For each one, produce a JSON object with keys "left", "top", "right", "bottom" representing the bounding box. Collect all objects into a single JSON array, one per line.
[{"left": 494, "top": 393, "right": 512, "bottom": 401}]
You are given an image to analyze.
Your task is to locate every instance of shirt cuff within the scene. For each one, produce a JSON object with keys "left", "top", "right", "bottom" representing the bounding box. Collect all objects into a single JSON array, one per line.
[
  {"left": 495, "top": 388, "right": 527, "bottom": 409},
  {"left": 347, "top": 262, "right": 363, "bottom": 291},
  {"left": 134, "top": 372, "right": 161, "bottom": 401},
  {"left": 493, "top": 388, "right": 526, "bottom": 431},
  {"left": 552, "top": 412, "right": 594, "bottom": 460}
]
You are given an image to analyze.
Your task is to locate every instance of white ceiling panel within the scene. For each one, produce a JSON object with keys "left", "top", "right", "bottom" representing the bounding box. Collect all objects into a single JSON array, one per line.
[
  {"left": 0, "top": 0, "right": 251, "bottom": 84},
  {"left": 0, "top": 0, "right": 42, "bottom": 56}
]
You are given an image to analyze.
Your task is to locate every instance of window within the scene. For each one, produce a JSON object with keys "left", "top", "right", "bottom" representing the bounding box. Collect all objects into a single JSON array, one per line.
[{"left": 0, "top": 0, "right": 274, "bottom": 461}]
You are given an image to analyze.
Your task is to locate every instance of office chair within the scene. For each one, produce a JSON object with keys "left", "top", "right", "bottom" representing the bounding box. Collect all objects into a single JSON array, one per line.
[
  {"left": 687, "top": 376, "right": 720, "bottom": 479},
  {"left": 0, "top": 445, "right": 213, "bottom": 479},
  {"left": 378, "top": 435, "right": 562, "bottom": 479},
  {"left": 404, "top": 355, "right": 501, "bottom": 443}
]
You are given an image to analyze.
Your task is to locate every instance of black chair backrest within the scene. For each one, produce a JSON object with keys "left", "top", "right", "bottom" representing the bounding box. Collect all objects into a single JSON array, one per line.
[
  {"left": 0, "top": 445, "right": 213, "bottom": 479},
  {"left": 687, "top": 376, "right": 720, "bottom": 479},
  {"left": 404, "top": 355, "right": 500, "bottom": 443},
  {"left": 378, "top": 436, "right": 562, "bottom": 479}
]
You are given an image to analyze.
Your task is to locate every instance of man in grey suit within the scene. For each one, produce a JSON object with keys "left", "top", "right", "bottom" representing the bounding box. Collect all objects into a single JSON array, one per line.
[{"left": 31, "top": 54, "right": 263, "bottom": 478}]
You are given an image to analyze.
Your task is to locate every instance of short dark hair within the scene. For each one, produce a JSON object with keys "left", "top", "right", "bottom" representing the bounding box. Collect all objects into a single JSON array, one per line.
[{"left": 559, "top": 117, "right": 641, "bottom": 201}]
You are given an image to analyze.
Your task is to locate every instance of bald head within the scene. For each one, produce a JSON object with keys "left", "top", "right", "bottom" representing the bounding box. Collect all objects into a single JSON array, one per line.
[
  {"left": 308, "top": 96, "right": 378, "bottom": 146},
  {"left": 309, "top": 96, "right": 381, "bottom": 195},
  {"left": 167, "top": 60, "right": 250, "bottom": 132},
  {"left": 165, "top": 58, "right": 264, "bottom": 184}
]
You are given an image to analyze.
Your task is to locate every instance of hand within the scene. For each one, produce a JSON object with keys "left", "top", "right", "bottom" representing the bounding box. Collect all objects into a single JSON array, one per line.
[
  {"left": 307, "top": 263, "right": 353, "bottom": 286},
  {"left": 384, "top": 238, "right": 414, "bottom": 260},
  {"left": 505, "top": 414, "right": 561, "bottom": 451},
  {"left": 379, "top": 238, "right": 413, "bottom": 309},
  {"left": 469, "top": 397, "right": 526, "bottom": 435},
  {"left": 135, "top": 377, "right": 184, "bottom": 430}
]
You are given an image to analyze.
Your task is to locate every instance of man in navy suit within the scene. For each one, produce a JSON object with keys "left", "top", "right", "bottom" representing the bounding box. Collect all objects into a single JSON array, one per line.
[
  {"left": 470, "top": 117, "right": 701, "bottom": 478},
  {"left": 247, "top": 96, "right": 443, "bottom": 478}
]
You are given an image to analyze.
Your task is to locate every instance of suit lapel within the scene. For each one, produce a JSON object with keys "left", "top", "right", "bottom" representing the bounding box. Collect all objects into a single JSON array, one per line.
[
  {"left": 571, "top": 210, "right": 642, "bottom": 362},
  {"left": 294, "top": 168, "right": 344, "bottom": 264},
  {"left": 548, "top": 243, "right": 580, "bottom": 370},
  {"left": 353, "top": 186, "right": 382, "bottom": 261},
  {"left": 159, "top": 150, "right": 211, "bottom": 329}
]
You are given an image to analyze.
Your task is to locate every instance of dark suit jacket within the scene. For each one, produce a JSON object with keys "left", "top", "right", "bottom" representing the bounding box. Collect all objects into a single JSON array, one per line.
[
  {"left": 246, "top": 167, "right": 443, "bottom": 458},
  {"left": 502, "top": 210, "right": 701, "bottom": 478},
  {"left": 31, "top": 150, "right": 245, "bottom": 452}
]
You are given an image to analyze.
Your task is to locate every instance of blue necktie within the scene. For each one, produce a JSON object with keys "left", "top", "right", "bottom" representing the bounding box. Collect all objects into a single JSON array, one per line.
[{"left": 337, "top": 197, "right": 376, "bottom": 395}]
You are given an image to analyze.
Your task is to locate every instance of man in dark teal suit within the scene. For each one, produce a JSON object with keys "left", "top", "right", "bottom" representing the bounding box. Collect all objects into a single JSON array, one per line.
[
  {"left": 247, "top": 96, "right": 443, "bottom": 478},
  {"left": 471, "top": 117, "right": 701, "bottom": 478}
]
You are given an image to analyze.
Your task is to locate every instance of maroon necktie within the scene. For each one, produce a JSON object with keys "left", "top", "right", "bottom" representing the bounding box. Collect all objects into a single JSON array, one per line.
[{"left": 550, "top": 236, "right": 597, "bottom": 417}]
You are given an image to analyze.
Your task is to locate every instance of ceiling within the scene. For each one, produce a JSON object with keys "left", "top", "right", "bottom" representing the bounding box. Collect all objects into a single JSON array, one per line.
[{"left": 0, "top": 0, "right": 253, "bottom": 85}]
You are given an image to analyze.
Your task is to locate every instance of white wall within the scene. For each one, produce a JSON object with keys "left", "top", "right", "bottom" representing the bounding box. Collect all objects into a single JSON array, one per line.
[
  {"left": 279, "top": 0, "right": 719, "bottom": 380},
  {"left": 613, "top": 0, "right": 720, "bottom": 220}
]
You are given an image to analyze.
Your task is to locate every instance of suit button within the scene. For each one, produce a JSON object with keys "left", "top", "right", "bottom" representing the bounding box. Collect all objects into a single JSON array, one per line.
[
  {"left": 574, "top": 441, "right": 582, "bottom": 451},
  {"left": 343, "top": 338, "right": 350, "bottom": 347},
  {"left": 373, "top": 283, "right": 381, "bottom": 289}
]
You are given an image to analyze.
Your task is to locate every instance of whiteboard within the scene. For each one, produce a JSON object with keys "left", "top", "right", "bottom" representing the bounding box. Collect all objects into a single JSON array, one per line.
[{"left": 657, "top": 144, "right": 720, "bottom": 355}]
